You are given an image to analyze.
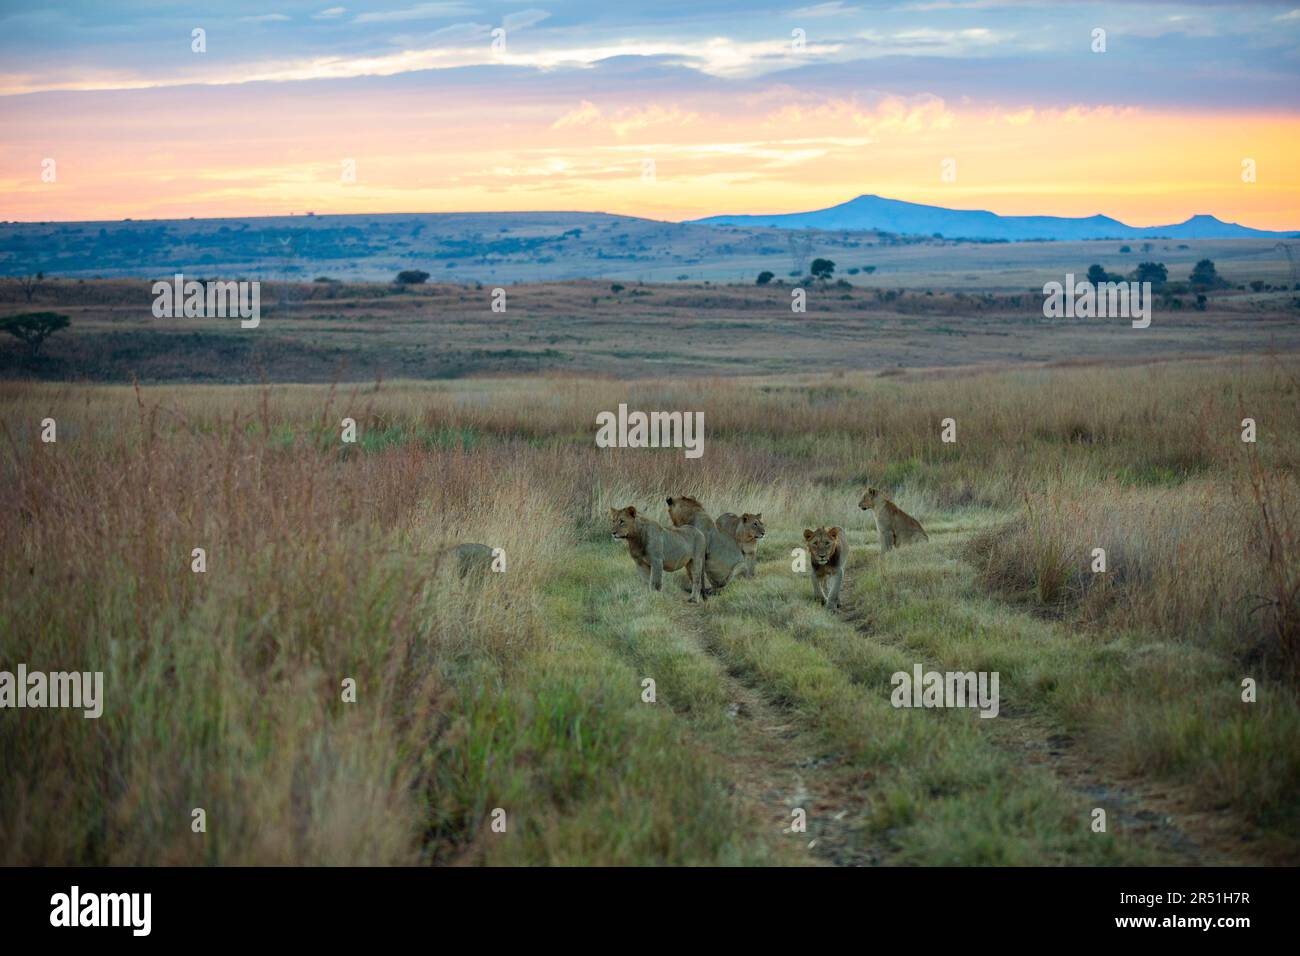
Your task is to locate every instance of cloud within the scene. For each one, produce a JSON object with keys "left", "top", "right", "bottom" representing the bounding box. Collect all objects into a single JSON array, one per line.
[
  {"left": 312, "top": 7, "right": 347, "bottom": 19},
  {"left": 552, "top": 100, "right": 602, "bottom": 128},
  {"left": 868, "top": 27, "right": 1002, "bottom": 50},
  {"left": 552, "top": 100, "right": 701, "bottom": 136},
  {"left": 788, "top": 2, "right": 860, "bottom": 17},
  {"left": 238, "top": 14, "right": 291, "bottom": 23},
  {"left": 765, "top": 93, "right": 955, "bottom": 134},
  {"left": 354, "top": 3, "right": 479, "bottom": 24},
  {"left": 503, "top": 9, "right": 550, "bottom": 31},
  {"left": 390, "top": 22, "right": 493, "bottom": 46}
]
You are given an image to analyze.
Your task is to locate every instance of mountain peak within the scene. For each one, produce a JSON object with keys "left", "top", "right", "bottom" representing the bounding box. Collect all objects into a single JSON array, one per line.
[{"left": 687, "top": 195, "right": 1293, "bottom": 241}]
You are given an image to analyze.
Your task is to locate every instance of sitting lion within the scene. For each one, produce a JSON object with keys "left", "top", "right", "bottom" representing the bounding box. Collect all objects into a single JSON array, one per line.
[
  {"left": 803, "top": 526, "right": 847, "bottom": 609},
  {"left": 858, "top": 487, "right": 928, "bottom": 552},
  {"left": 716, "top": 512, "right": 765, "bottom": 578},
  {"left": 667, "top": 495, "right": 746, "bottom": 594},
  {"left": 610, "top": 505, "right": 706, "bottom": 602}
]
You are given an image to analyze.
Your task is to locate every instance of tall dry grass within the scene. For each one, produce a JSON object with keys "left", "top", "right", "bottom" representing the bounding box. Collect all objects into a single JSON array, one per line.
[
  {"left": 0, "top": 383, "right": 578, "bottom": 863},
  {"left": 966, "top": 475, "right": 1300, "bottom": 670},
  {"left": 2, "top": 354, "right": 1297, "bottom": 862}
]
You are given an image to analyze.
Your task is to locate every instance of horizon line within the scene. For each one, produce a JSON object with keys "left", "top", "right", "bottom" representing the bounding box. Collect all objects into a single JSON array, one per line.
[{"left": 3, "top": 193, "right": 1298, "bottom": 235}]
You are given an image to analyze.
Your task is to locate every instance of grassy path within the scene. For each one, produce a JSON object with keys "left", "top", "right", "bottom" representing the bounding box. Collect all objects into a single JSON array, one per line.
[
  {"left": 513, "top": 508, "right": 1255, "bottom": 865},
  {"left": 441, "top": 504, "right": 1288, "bottom": 865}
]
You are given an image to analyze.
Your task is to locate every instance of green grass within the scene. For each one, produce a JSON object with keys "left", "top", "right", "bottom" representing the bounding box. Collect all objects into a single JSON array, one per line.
[
  {"left": 427, "top": 553, "right": 791, "bottom": 865},
  {"left": 495, "top": 497, "right": 1298, "bottom": 864},
  {"left": 515, "top": 516, "right": 1189, "bottom": 865},
  {"left": 3, "top": 366, "right": 1296, "bottom": 865}
]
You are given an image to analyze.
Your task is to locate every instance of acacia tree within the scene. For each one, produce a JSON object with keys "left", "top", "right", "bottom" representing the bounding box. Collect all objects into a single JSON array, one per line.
[
  {"left": 810, "top": 258, "right": 836, "bottom": 281},
  {"left": 1, "top": 311, "right": 69, "bottom": 358}
]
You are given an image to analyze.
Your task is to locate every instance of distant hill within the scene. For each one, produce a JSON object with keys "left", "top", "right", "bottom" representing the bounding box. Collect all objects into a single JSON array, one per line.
[
  {"left": 1, "top": 204, "right": 1295, "bottom": 286},
  {"left": 0, "top": 211, "right": 793, "bottom": 283},
  {"left": 689, "top": 194, "right": 1299, "bottom": 241}
]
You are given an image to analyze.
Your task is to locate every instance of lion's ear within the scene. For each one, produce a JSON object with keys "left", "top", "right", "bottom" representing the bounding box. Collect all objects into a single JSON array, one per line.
[
  {"left": 626, "top": 505, "right": 637, "bottom": 517},
  {"left": 803, "top": 529, "right": 814, "bottom": 541},
  {"left": 828, "top": 527, "right": 840, "bottom": 538},
  {"left": 755, "top": 513, "right": 762, "bottom": 520}
]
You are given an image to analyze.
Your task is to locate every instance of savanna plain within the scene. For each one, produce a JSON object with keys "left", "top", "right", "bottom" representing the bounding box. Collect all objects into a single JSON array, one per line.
[{"left": 2, "top": 336, "right": 1297, "bottom": 865}]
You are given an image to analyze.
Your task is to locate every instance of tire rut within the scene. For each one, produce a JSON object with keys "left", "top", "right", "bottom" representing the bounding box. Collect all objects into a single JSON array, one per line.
[
  {"left": 687, "top": 618, "right": 887, "bottom": 867},
  {"left": 986, "top": 708, "right": 1266, "bottom": 865},
  {"left": 844, "top": 584, "right": 1253, "bottom": 865}
]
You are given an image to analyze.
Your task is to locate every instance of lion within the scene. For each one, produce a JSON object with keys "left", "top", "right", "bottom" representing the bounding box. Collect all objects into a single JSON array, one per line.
[
  {"left": 610, "top": 505, "right": 706, "bottom": 602},
  {"left": 803, "top": 526, "right": 847, "bottom": 609},
  {"left": 716, "top": 511, "right": 765, "bottom": 578},
  {"left": 858, "top": 486, "right": 928, "bottom": 552},
  {"left": 440, "top": 542, "right": 497, "bottom": 577},
  {"left": 666, "top": 495, "right": 746, "bottom": 594}
]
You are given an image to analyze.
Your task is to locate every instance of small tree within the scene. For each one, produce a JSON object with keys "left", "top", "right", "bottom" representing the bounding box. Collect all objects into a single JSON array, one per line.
[
  {"left": 395, "top": 269, "right": 430, "bottom": 285},
  {"left": 18, "top": 273, "right": 43, "bottom": 302},
  {"left": 1, "top": 311, "right": 69, "bottom": 358},
  {"left": 1189, "top": 258, "right": 1221, "bottom": 289},
  {"left": 810, "top": 258, "right": 835, "bottom": 281},
  {"left": 1133, "top": 261, "right": 1168, "bottom": 286},
  {"left": 1086, "top": 264, "right": 1110, "bottom": 285},
  {"left": 756, "top": 270, "right": 774, "bottom": 285}
]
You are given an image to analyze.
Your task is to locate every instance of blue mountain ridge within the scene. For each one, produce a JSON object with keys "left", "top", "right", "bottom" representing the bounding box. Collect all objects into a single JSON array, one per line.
[{"left": 687, "top": 194, "right": 1298, "bottom": 241}]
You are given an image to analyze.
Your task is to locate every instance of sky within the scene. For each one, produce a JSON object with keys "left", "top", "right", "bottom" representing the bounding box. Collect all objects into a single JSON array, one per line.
[{"left": 1, "top": 1, "right": 1298, "bottom": 227}]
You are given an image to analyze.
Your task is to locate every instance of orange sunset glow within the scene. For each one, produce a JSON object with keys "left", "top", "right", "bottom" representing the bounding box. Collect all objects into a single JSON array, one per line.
[{"left": 2, "top": 2, "right": 1299, "bottom": 228}]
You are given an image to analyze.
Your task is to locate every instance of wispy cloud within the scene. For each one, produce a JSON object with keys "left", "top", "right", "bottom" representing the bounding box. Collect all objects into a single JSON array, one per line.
[
  {"left": 553, "top": 101, "right": 701, "bottom": 136},
  {"left": 354, "top": 3, "right": 479, "bottom": 24},
  {"left": 788, "top": 2, "right": 860, "bottom": 17},
  {"left": 503, "top": 9, "right": 551, "bottom": 31}
]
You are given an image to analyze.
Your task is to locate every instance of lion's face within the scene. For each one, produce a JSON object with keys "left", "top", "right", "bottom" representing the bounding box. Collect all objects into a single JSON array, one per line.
[
  {"left": 736, "top": 512, "right": 766, "bottom": 544},
  {"left": 610, "top": 506, "right": 638, "bottom": 539},
  {"left": 803, "top": 526, "right": 839, "bottom": 563},
  {"left": 858, "top": 487, "right": 880, "bottom": 511},
  {"left": 666, "top": 495, "right": 704, "bottom": 527}
]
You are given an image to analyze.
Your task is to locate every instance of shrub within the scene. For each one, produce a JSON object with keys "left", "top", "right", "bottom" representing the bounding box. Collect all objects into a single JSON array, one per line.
[
  {"left": 1, "top": 311, "right": 70, "bottom": 358},
  {"left": 810, "top": 258, "right": 835, "bottom": 281}
]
